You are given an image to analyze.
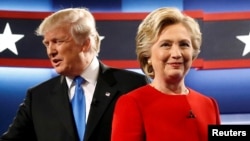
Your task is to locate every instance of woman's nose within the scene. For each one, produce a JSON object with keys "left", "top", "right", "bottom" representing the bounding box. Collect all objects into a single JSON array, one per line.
[{"left": 170, "top": 46, "right": 182, "bottom": 58}]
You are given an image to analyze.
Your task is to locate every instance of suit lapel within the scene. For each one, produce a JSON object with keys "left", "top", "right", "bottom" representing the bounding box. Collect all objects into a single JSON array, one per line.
[
  {"left": 49, "top": 76, "right": 77, "bottom": 139},
  {"left": 85, "top": 63, "right": 118, "bottom": 140}
]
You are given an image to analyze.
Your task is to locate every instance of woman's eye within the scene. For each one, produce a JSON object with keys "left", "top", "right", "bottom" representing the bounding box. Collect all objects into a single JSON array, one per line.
[
  {"left": 180, "top": 42, "right": 190, "bottom": 47},
  {"left": 161, "top": 42, "right": 170, "bottom": 47}
]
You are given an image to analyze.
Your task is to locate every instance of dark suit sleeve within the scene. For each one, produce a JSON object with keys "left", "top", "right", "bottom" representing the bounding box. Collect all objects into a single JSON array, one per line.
[{"left": 0, "top": 89, "right": 37, "bottom": 141}]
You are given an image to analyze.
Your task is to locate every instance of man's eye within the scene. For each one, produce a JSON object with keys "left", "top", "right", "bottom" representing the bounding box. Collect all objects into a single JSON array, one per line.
[{"left": 53, "top": 40, "right": 63, "bottom": 44}]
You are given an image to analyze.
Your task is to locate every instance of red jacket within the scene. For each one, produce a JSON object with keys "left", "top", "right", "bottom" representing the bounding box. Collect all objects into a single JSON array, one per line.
[{"left": 112, "top": 85, "right": 221, "bottom": 141}]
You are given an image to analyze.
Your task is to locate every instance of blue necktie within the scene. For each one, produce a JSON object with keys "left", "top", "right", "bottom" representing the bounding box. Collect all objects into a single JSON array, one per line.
[{"left": 72, "top": 76, "right": 86, "bottom": 141}]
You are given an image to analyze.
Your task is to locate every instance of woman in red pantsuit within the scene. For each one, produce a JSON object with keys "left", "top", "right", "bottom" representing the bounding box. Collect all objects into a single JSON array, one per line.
[{"left": 111, "top": 7, "right": 221, "bottom": 141}]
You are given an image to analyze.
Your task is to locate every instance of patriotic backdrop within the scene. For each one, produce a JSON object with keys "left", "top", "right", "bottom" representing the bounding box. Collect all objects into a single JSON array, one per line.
[
  {"left": 2, "top": 11, "right": 250, "bottom": 69},
  {"left": 1, "top": 0, "right": 250, "bottom": 134}
]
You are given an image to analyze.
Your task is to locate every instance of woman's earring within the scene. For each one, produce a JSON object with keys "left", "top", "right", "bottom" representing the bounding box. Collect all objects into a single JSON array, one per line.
[{"left": 148, "top": 60, "right": 151, "bottom": 65}]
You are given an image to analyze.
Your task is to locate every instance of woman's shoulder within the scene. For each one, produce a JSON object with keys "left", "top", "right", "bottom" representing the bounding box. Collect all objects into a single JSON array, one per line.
[
  {"left": 119, "top": 84, "right": 155, "bottom": 102},
  {"left": 188, "top": 88, "right": 218, "bottom": 105}
]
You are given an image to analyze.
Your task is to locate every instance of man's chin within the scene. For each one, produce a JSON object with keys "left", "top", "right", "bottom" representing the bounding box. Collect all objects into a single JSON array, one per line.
[{"left": 54, "top": 67, "right": 63, "bottom": 75}]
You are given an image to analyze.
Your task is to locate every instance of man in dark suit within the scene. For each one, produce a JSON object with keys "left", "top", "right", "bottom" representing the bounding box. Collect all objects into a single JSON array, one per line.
[{"left": 0, "top": 8, "right": 149, "bottom": 141}]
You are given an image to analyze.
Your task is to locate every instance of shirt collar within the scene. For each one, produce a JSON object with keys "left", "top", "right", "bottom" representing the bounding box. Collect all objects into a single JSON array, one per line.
[{"left": 66, "top": 57, "right": 100, "bottom": 87}]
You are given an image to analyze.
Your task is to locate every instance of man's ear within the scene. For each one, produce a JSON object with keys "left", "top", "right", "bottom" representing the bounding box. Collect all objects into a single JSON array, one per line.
[{"left": 82, "top": 38, "right": 91, "bottom": 52}]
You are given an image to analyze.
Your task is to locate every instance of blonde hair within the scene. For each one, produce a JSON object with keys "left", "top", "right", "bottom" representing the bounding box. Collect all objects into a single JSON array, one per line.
[
  {"left": 136, "top": 7, "right": 202, "bottom": 79},
  {"left": 36, "top": 7, "right": 100, "bottom": 55}
]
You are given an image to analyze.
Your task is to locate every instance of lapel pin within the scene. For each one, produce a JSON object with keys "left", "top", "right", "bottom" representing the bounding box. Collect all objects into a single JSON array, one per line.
[{"left": 105, "top": 92, "right": 111, "bottom": 97}]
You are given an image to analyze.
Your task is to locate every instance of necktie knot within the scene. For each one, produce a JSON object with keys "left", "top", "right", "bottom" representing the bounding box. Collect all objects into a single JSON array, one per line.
[{"left": 74, "top": 76, "right": 85, "bottom": 86}]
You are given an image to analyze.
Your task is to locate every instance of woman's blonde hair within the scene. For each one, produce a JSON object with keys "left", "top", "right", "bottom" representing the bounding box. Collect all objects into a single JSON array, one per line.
[{"left": 136, "top": 7, "right": 202, "bottom": 79}]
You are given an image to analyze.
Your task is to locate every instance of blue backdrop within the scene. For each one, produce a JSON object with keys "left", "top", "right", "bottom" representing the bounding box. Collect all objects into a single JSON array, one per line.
[{"left": 1, "top": 0, "right": 250, "bottom": 135}]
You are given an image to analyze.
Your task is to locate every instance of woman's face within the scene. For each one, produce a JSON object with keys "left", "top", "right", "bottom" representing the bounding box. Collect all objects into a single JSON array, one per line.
[{"left": 149, "top": 23, "right": 194, "bottom": 83}]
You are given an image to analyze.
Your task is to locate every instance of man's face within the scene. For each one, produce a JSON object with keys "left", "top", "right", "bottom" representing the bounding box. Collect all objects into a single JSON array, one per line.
[{"left": 42, "top": 25, "right": 85, "bottom": 76}]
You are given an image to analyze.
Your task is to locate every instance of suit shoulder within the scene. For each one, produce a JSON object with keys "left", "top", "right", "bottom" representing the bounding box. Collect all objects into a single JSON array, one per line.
[
  {"left": 110, "top": 68, "right": 145, "bottom": 77},
  {"left": 29, "top": 75, "right": 62, "bottom": 90},
  {"left": 114, "top": 69, "right": 150, "bottom": 82}
]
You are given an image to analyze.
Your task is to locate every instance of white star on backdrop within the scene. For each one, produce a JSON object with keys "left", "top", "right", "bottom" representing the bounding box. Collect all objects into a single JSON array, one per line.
[
  {"left": 236, "top": 32, "right": 250, "bottom": 56},
  {"left": 0, "top": 22, "right": 24, "bottom": 55}
]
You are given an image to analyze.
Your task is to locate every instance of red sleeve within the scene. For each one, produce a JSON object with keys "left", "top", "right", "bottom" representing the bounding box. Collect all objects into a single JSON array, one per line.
[
  {"left": 111, "top": 94, "right": 145, "bottom": 141},
  {"left": 211, "top": 97, "right": 221, "bottom": 125}
]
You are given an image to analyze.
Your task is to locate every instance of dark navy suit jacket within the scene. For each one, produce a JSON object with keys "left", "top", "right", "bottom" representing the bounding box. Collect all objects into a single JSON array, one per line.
[{"left": 0, "top": 62, "right": 149, "bottom": 141}]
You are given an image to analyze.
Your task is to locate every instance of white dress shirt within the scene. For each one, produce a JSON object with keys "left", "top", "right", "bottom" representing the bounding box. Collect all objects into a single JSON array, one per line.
[{"left": 66, "top": 57, "right": 99, "bottom": 122}]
